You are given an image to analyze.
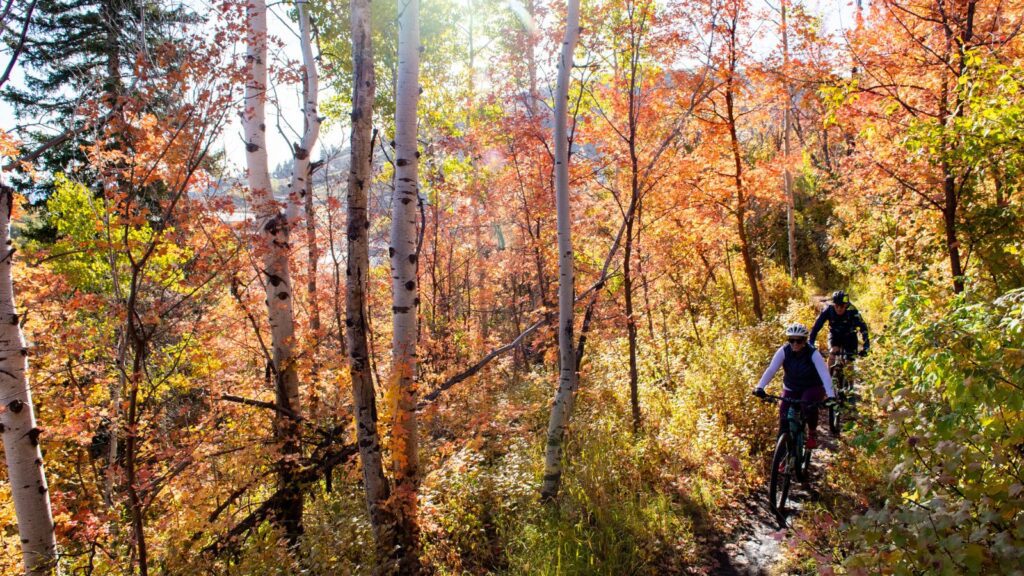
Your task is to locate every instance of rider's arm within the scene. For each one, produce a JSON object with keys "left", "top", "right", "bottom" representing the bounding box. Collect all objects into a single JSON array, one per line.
[
  {"left": 812, "top": 351, "right": 836, "bottom": 398},
  {"left": 808, "top": 307, "right": 829, "bottom": 348},
  {"left": 854, "top": 310, "right": 870, "bottom": 348},
  {"left": 755, "top": 346, "right": 786, "bottom": 391}
]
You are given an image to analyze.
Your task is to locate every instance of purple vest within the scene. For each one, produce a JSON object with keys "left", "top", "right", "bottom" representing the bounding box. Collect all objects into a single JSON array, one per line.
[{"left": 782, "top": 344, "right": 824, "bottom": 392}]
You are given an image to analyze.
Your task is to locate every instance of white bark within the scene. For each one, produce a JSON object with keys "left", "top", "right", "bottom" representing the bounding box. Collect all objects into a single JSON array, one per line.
[
  {"left": 781, "top": 0, "right": 797, "bottom": 279},
  {"left": 541, "top": 0, "right": 580, "bottom": 502},
  {"left": 390, "top": 0, "right": 421, "bottom": 563},
  {"left": 291, "top": 0, "right": 323, "bottom": 378},
  {"left": 0, "top": 187, "right": 58, "bottom": 575},
  {"left": 286, "top": 0, "right": 321, "bottom": 221},
  {"left": 243, "top": 0, "right": 303, "bottom": 539},
  {"left": 244, "top": 0, "right": 300, "bottom": 416}
]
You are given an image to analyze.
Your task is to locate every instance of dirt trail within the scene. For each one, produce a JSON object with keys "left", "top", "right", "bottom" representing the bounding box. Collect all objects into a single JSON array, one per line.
[
  {"left": 708, "top": 426, "right": 843, "bottom": 575},
  {"left": 703, "top": 297, "right": 850, "bottom": 575}
]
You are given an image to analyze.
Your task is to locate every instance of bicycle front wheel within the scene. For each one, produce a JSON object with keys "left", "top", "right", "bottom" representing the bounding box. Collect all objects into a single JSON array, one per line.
[
  {"left": 829, "top": 403, "right": 841, "bottom": 436},
  {"left": 769, "top": 434, "right": 792, "bottom": 513}
]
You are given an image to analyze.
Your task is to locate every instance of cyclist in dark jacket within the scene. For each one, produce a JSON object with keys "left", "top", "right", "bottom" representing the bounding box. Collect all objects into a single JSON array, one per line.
[
  {"left": 809, "top": 290, "right": 870, "bottom": 365},
  {"left": 753, "top": 323, "right": 836, "bottom": 448}
]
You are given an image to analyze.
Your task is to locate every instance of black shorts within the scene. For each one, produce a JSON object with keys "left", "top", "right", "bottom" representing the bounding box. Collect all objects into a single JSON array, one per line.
[{"left": 829, "top": 332, "right": 858, "bottom": 355}]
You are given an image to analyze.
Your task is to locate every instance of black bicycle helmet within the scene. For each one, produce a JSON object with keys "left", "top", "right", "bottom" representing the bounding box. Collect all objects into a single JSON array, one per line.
[{"left": 832, "top": 290, "right": 850, "bottom": 305}]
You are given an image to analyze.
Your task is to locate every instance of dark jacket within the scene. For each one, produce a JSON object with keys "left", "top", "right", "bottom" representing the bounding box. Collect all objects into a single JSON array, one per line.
[{"left": 808, "top": 304, "right": 869, "bottom": 349}]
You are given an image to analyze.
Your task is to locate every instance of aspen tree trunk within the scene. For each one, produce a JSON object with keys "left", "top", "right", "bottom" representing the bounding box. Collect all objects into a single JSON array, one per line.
[
  {"left": 292, "top": 0, "right": 323, "bottom": 380},
  {"left": 345, "top": 0, "right": 394, "bottom": 557},
  {"left": 390, "top": 0, "right": 421, "bottom": 568},
  {"left": 540, "top": 0, "right": 580, "bottom": 502},
  {"left": 843, "top": 0, "right": 863, "bottom": 76},
  {"left": 243, "top": 0, "right": 303, "bottom": 544},
  {"left": 724, "top": 15, "right": 763, "bottom": 321},
  {"left": 0, "top": 187, "right": 58, "bottom": 576},
  {"left": 781, "top": 0, "right": 797, "bottom": 279}
]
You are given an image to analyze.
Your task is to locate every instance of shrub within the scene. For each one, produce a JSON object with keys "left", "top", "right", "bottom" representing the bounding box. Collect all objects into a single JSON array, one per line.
[{"left": 839, "top": 282, "right": 1024, "bottom": 575}]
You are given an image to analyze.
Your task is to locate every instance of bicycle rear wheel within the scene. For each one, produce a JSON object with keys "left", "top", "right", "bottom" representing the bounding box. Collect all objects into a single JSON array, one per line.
[{"left": 769, "top": 435, "right": 792, "bottom": 512}]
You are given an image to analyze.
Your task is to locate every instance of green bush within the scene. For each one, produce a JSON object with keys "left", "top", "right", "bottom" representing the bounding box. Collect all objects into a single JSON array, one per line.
[{"left": 839, "top": 282, "right": 1024, "bottom": 575}]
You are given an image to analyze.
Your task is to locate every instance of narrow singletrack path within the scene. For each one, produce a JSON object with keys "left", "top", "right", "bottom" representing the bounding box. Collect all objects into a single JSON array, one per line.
[
  {"left": 710, "top": 423, "right": 843, "bottom": 575},
  {"left": 701, "top": 297, "right": 856, "bottom": 575}
]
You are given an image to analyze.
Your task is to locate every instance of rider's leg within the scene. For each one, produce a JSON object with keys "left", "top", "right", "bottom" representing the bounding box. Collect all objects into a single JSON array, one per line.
[
  {"left": 840, "top": 334, "right": 857, "bottom": 381},
  {"left": 778, "top": 388, "right": 801, "bottom": 437},
  {"left": 802, "top": 386, "right": 826, "bottom": 448},
  {"left": 829, "top": 343, "right": 841, "bottom": 368}
]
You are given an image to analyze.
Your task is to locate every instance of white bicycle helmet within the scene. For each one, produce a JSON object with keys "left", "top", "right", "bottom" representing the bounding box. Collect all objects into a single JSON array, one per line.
[{"left": 784, "top": 323, "right": 810, "bottom": 339}]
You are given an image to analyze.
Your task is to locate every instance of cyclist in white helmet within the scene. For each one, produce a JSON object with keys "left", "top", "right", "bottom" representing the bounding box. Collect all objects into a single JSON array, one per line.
[{"left": 753, "top": 323, "right": 836, "bottom": 448}]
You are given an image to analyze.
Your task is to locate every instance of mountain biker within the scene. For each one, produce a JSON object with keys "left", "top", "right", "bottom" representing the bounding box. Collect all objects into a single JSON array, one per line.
[
  {"left": 808, "top": 290, "right": 870, "bottom": 365},
  {"left": 752, "top": 323, "right": 836, "bottom": 449}
]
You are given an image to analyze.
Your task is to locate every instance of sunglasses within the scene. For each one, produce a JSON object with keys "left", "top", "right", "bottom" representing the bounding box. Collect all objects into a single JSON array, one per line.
[{"left": 788, "top": 338, "right": 807, "bottom": 345}]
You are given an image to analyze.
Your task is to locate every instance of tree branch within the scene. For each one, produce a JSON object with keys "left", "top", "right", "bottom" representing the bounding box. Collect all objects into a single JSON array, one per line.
[
  {"left": 219, "top": 394, "right": 302, "bottom": 422},
  {"left": 0, "top": 0, "right": 38, "bottom": 89}
]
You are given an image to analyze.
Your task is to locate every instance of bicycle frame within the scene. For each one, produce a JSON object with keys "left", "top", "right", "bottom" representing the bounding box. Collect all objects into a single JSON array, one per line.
[
  {"left": 830, "top": 349, "right": 854, "bottom": 371},
  {"left": 765, "top": 395, "right": 820, "bottom": 460},
  {"left": 760, "top": 394, "right": 825, "bottom": 513},
  {"left": 827, "top": 352, "right": 856, "bottom": 435}
]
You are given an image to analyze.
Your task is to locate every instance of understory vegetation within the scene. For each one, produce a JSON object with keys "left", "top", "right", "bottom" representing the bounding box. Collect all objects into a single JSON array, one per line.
[{"left": 0, "top": 0, "right": 1022, "bottom": 573}]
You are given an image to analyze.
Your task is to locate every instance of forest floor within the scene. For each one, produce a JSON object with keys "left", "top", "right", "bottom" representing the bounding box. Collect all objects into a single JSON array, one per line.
[{"left": 701, "top": 420, "right": 844, "bottom": 575}]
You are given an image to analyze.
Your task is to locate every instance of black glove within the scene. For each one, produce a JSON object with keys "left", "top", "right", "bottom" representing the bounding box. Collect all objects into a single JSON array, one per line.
[
  {"left": 860, "top": 346, "right": 870, "bottom": 357},
  {"left": 753, "top": 388, "right": 767, "bottom": 399}
]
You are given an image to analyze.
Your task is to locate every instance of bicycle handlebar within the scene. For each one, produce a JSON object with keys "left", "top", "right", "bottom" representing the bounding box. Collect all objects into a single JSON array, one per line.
[{"left": 757, "top": 393, "right": 830, "bottom": 409}]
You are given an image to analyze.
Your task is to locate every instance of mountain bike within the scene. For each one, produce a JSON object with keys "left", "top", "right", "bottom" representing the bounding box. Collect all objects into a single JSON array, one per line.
[
  {"left": 828, "top": 350, "right": 857, "bottom": 436},
  {"left": 758, "top": 394, "right": 827, "bottom": 514}
]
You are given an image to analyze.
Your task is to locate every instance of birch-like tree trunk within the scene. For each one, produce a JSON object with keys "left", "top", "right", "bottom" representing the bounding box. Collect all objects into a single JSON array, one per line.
[
  {"left": 781, "top": 0, "right": 797, "bottom": 279},
  {"left": 243, "top": 0, "right": 303, "bottom": 544},
  {"left": 390, "top": 0, "right": 421, "bottom": 568},
  {"left": 0, "top": 186, "right": 58, "bottom": 576},
  {"left": 540, "top": 0, "right": 580, "bottom": 502},
  {"left": 345, "top": 0, "right": 393, "bottom": 558},
  {"left": 292, "top": 0, "right": 323, "bottom": 381}
]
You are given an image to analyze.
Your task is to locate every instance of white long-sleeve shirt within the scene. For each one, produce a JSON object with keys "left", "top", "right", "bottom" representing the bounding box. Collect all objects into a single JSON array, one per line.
[{"left": 756, "top": 345, "right": 835, "bottom": 398}]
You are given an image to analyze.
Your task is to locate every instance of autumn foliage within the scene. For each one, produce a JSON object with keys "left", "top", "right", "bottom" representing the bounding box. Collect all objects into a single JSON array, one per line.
[{"left": 0, "top": 0, "right": 1022, "bottom": 573}]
